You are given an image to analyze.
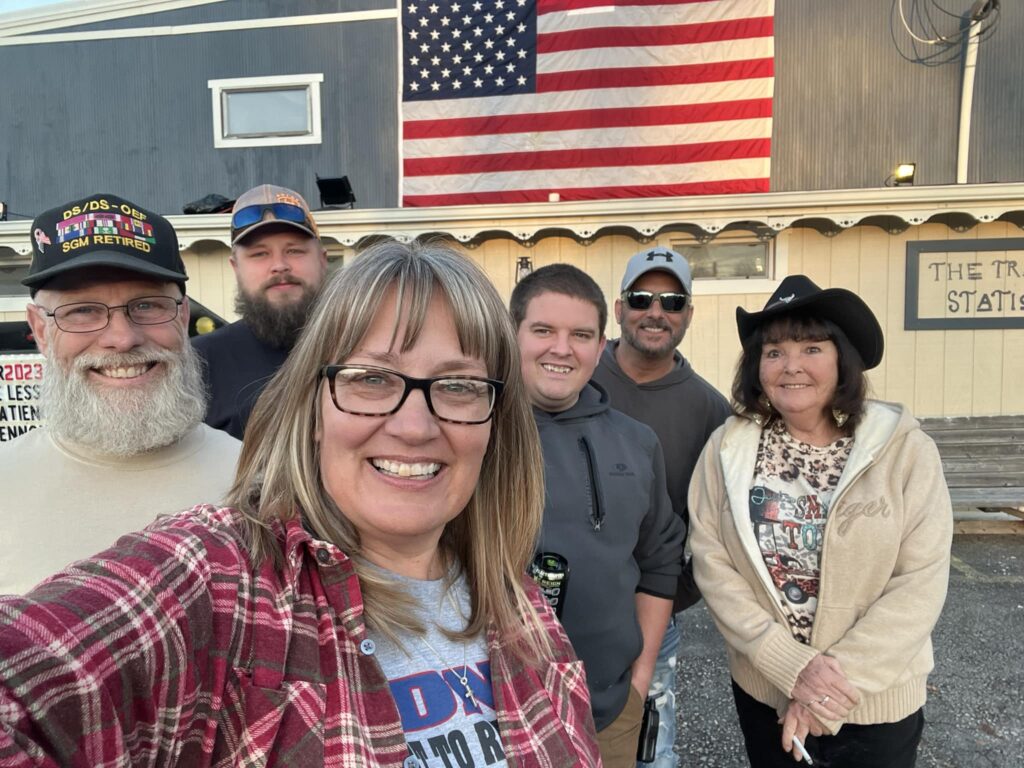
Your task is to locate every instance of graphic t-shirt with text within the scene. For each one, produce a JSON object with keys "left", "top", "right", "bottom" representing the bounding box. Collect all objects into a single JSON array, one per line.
[
  {"left": 749, "top": 420, "right": 853, "bottom": 643},
  {"left": 369, "top": 569, "right": 508, "bottom": 768}
]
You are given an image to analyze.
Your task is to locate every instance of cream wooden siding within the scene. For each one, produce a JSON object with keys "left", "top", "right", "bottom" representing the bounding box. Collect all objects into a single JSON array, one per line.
[{"left": 181, "top": 241, "right": 237, "bottom": 322}]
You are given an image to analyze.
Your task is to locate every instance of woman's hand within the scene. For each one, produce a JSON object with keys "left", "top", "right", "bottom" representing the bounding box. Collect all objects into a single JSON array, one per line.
[
  {"left": 779, "top": 700, "right": 825, "bottom": 762},
  {"left": 791, "top": 653, "right": 860, "bottom": 721}
]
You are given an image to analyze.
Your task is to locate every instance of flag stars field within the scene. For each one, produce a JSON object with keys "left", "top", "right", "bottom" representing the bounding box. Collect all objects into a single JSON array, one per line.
[{"left": 401, "top": 0, "right": 776, "bottom": 206}]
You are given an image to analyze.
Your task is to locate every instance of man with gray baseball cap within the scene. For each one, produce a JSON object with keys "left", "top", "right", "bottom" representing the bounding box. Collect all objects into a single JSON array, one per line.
[
  {"left": 0, "top": 192, "right": 241, "bottom": 594},
  {"left": 193, "top": 184, "right": 328, "bottom": 440},
  {"left": 592, "top": 245, "right": 731, "bottom": 768}
]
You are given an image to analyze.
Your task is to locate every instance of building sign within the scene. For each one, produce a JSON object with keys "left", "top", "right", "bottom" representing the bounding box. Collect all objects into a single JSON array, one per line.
[
  {"left": 0, "top": 354, "right": 44, "bottom": 442},
  {"left": 905, "top": 238, "right": 1024, "bottom": 330}
]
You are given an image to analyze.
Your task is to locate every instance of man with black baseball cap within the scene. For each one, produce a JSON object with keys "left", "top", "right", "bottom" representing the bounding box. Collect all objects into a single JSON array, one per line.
[
  {"left": 592, "top": 245, "right": 731, "bottom": 768},
  {"left": 193, "top": 184, "right": 328, "bottom": 440},
  {"left": 0, "top": 192, "right": 241, "bottom": 595}
]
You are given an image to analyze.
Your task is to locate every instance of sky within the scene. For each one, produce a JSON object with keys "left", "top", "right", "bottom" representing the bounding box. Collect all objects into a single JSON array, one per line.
[{"left": 0, "top": 0, "right": 64, "bottom": 12}]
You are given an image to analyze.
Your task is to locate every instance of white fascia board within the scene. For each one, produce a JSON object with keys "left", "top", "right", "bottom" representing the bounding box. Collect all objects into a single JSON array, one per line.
[
  {"left": 0, "top": 0, "right": 226, "bottom": 37},
  {"left": 0, "top": 8, "right": 398, "bottom": 46},
  {"left": 3, "top": 183, "right": 1024, "bottom": 254}
]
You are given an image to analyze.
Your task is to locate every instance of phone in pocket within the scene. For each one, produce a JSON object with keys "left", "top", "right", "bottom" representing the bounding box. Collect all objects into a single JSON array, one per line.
[{"left": 636, "top": 695, "right": 659, "bottom": 763}]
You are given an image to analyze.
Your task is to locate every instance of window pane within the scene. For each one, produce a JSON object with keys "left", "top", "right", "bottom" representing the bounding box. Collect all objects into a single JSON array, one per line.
[
  {"left": 674, "top": 242, "right": 770, "bottom": 279},
  {"left": 223, "top": 88, "right": 310, "bottom": 137},
  {"left": 0, "top": 264, "right": 30, "bottom": 299}
]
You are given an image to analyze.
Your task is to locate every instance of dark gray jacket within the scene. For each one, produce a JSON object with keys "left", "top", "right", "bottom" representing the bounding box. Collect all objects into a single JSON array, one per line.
[
  {"left": 593, "top": 342, "right": 731, "bottom": 610},
  {"left": 533, "top": 381, "right": 683, "bottom": 730},
  {"left": 192, "top": 320, "right": 290, "bottom": 441}
]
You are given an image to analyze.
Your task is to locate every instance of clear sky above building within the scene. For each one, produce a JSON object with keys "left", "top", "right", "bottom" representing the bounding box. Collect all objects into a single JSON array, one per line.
[{"left": 0, "top": 0, "right": 61, "bottom": 12}]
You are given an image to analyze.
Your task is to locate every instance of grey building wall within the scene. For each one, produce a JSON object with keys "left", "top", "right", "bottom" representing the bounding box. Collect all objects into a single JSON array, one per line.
[
  {"left": 771, "top": 0, "right": 1020, "bottom": 190},
  {"left": 0, "top": 1, "right": 397, "bottom": 218},
  {"left": 0, "top": 0, "right": 1021, "bottom": 218},
  {"left": 50, "top": 0, "right": 394, "bottom": 33}
]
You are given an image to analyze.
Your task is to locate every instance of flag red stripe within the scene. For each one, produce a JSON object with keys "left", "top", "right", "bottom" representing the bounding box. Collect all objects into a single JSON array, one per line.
[
  {"left": 536, "top": 58, "right": 774, "bottom": 92},
  {"left": 404, "top": 138, "right": 770, "bottom": 176},
  {"left": 538, "top": 0, "right": 721, "bottom": 12},
  {"left": 402, "top": 178, "right": 770, "bottom": 207},
  {"left": 538, "top": 17, "right": 773, "bottom": 53},
  {"left": 403, "top": 98, "right": 772, "bottom": 140}
]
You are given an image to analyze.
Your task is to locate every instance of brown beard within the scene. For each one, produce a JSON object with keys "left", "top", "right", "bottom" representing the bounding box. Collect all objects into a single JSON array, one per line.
[{"left": 235, "top": 278, "right": 321, "bottom": 350}]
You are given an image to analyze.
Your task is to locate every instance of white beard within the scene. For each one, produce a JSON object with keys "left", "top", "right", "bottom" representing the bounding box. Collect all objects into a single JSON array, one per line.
[{"left": 41, "top": 337, "right": 208, "bottom": 457}]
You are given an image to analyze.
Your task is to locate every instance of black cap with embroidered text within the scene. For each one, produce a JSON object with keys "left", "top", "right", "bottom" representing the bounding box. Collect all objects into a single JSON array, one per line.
[
  {"left": 736, "top": 275, "right": 884, "bottom": 369},
  {"left": 23, "top": 193, "right": 187, "bottom": 295}
]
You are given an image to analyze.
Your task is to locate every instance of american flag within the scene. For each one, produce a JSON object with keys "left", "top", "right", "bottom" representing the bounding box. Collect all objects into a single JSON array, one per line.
[{"left": 399, "top": 0, "right": 775, "bottom": 207}]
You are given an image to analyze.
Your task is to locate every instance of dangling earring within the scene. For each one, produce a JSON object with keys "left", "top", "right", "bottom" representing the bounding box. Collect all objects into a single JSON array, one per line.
[
  {"left": 753, "top": 394, "right": 774, "bottom": 428},
  {"left": 832, "top": 408, "right": 849, "bottom": 428}
]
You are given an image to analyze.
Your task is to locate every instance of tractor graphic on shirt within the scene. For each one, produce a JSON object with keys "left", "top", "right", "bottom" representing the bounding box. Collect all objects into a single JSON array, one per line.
[{"left": 749, "top": 486, "right": 823, "bottom": 606}]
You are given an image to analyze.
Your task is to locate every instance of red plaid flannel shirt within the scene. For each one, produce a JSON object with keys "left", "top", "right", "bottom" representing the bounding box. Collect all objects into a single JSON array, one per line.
[{"left": 0, "top": 506, "right": 600, "bottom": 767}]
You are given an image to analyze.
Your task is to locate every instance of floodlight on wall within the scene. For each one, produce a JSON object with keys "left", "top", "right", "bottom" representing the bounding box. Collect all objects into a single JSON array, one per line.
[
  {"left": 315, "top": 175, "right": 356, "bottom": 209},
  {"left": 892, "top": 163, "right": 916, "bottom": 186}
]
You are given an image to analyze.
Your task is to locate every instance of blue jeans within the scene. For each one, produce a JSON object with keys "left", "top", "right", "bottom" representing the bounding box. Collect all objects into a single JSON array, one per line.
[{"left": 640, "top": 615, "right": 679, "bottom": 767}]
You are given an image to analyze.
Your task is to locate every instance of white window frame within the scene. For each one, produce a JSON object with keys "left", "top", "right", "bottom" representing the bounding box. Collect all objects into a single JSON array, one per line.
[
  {"left": 668, "top": 235, "right": 788, "bottom": 296},
  {"left": 208, "top": 73, "right": 324, "bottom": 149}
]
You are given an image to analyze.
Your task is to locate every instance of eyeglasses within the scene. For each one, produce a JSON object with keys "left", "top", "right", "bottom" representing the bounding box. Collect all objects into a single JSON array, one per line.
[
  {"left": 42, "top": 296, "right": 183, "bottom": 333},
  {"left": 622, "top": 290, "right": 690, "bottom": 313},
  {"left": 232, "top": 203, "right": 312, "bottom": 232},
  {"left": 321, "top": 364, "right": 504, "bottom": 425}
]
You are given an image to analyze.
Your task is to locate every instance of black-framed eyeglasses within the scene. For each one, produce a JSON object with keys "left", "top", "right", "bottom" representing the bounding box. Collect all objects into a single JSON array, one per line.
[
  {"left": 232, "top": 203, "right": 311, "bottom": 231},
  {"left": 622, "top": 290, "right": 690, "bottom": 313},
  {"left": 320, "top": 364, "right": 504, "bottom": 425},
  {"left": 41, "top": 296, "right": 183, "bottom": 333}
]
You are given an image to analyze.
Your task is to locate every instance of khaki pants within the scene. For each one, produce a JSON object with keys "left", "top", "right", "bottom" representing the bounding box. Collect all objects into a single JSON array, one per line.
[{"left": 596, "top": 684, "right": 644, "bottom": 768}]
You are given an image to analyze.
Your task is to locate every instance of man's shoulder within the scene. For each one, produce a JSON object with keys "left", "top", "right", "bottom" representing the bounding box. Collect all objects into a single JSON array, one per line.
[
  {"left": 684, "top": 367, "right": 731, "bottom": 407},
  {"left": 0, "top": 426, "right": 51, "bottom": 465},
  {"left": 602, "top": 405, "right": 660, "bottom": 446},
  {"left": 192, "top": 319, "right": 250, "bottom": 352},
  {"left": 194, "top": 422, "right": 242, "bottom": 448},
  {"left": 187, "top": 424, "right": 243, "bottom": 463}
]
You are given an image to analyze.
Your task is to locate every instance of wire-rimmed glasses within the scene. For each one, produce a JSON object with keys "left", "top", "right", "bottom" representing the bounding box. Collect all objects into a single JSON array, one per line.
[{"left": 41, "top": 296, "right": 183, "bottom": 333}]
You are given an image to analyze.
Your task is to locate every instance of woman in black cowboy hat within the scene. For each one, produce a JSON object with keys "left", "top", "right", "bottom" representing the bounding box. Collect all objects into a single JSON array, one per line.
[{"left": 689, "top": 275, "right": 953, "bottom": 767}]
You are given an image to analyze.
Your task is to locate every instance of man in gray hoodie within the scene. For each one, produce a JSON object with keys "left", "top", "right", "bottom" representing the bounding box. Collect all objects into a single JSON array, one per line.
[
  {"left": 592, "top": 246, "right": 731, "bottom": 768},
  {"left": 511, "top": 264, "right": 684, "bottom": 768}
]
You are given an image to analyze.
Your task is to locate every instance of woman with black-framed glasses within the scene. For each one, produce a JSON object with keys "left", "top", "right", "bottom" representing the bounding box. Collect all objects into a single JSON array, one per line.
[{"left": 0, "top": 241, "right": 600, "bottom": 766}]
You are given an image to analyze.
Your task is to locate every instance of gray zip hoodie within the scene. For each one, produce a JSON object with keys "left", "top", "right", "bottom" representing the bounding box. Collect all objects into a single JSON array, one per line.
[{"left": 533, "top": 381, "right": 684, "bottom": 730}]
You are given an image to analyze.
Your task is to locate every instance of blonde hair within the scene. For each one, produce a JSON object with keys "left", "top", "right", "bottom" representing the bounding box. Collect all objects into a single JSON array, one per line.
[{"left": 230, "top": 239, "right": 551, "bottom": 661}]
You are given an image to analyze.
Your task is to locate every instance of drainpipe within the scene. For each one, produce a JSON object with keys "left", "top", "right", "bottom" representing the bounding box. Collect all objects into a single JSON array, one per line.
[{"left": 957, "top": 1, "right": 998, "bottom": 183}]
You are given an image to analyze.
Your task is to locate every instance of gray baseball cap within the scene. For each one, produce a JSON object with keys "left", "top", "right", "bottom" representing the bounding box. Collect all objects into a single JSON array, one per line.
[
  {"left": 230, "top": 184, "right": 319, "bottom": 246},
  {"left": 620, "top": 246, "right": 693, "bottom": 294}
]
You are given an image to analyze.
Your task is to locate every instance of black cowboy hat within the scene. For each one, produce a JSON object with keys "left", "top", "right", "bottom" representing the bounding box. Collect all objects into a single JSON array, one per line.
[{"left": 736, "top": 275, "right": 884, "bottom": 369}]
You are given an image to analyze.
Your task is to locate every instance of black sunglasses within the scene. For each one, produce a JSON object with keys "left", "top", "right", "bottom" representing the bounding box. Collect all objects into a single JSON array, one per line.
[{"left": 622, "top": 290, "right": 690, "bottom": 313}]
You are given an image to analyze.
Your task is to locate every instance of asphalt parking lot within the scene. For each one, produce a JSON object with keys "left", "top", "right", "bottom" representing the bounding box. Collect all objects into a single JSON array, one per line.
[{"left": 670, "top": 534, "right": 1024, "bottom": 767}]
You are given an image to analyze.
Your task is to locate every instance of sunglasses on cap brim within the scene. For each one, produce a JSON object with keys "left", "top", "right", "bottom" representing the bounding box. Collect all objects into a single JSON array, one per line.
[
  {"left": 622, "top": 290, "right": 690, "bottom": 313},
  {"left": 231, "top": 203, "right": 312, "bottom": 232}
]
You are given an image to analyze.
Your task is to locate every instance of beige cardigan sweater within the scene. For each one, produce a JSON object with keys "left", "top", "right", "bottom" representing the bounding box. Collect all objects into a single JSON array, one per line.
[{"left": 689, "top": 401, "right": 953, "bottom": 731}]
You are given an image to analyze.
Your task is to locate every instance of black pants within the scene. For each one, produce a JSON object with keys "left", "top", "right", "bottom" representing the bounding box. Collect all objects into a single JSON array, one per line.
[{"left": 731, "top": 681, "right": 924, "bottom": 768}]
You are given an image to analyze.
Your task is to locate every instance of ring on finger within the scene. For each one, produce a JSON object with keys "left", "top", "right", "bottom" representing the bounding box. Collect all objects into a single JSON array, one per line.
[{"left": 817, "top": 695, "right": 830, "bottom": 705}]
